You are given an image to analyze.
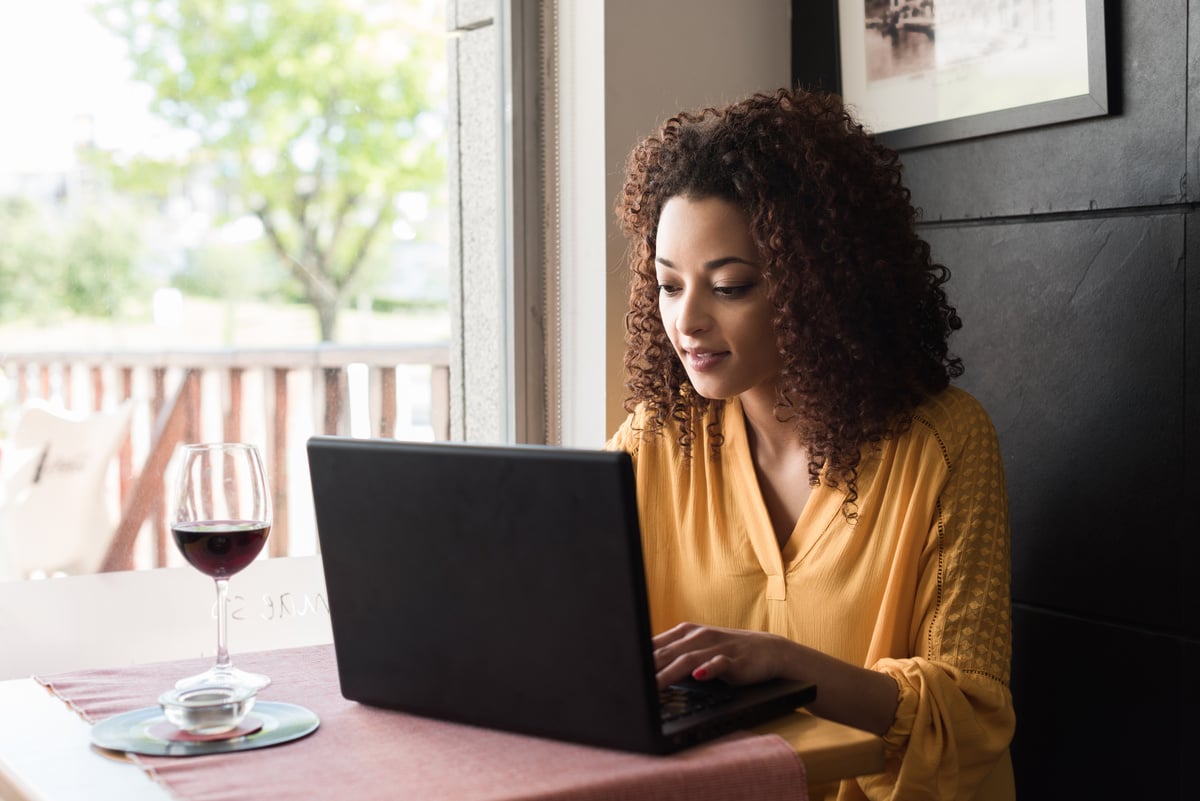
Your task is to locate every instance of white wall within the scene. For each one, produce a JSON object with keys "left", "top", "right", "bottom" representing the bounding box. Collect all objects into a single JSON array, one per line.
[{"left": 558, "top": 0, "right": 792, "bottom": 446}]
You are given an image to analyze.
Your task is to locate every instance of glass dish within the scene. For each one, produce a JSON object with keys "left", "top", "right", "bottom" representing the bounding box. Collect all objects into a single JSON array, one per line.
[{"left": 158, "top": 684, "right": 257, "bottom": 735}]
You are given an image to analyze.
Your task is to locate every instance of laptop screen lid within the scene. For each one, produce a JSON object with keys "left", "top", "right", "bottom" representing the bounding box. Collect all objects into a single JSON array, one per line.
[{"left": 306, "top": 436, "right": 668, "bottom": 753}]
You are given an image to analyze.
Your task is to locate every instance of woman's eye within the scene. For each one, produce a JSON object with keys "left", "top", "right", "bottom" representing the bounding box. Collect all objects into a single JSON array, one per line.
[
  {"left": 657, "top": 283, "right": 680, "bottom": 296},
  {"left": 714, "top": 284, "right": 751, "bottom": 298}
]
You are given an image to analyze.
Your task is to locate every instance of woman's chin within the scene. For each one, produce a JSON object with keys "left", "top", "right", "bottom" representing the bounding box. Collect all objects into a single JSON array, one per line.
[{"left": 684, "top": 377, "right": 735, "bottom": 401}]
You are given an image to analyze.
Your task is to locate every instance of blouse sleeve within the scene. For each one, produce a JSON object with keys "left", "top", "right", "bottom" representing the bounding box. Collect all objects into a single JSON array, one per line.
[{"left": 859, "top": 403, "right": 1016, "bottom": 801}]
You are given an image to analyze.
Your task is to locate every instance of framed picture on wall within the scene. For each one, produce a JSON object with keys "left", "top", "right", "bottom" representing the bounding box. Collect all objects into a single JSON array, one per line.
[{"left": 794, "top": 0, "right": 1113, "bottom": 150}]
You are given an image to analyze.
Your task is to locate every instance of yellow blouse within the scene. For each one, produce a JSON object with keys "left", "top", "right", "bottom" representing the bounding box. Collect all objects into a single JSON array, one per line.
[{"left": 606, "top": 386, "right": 1015, "bottom": 801}]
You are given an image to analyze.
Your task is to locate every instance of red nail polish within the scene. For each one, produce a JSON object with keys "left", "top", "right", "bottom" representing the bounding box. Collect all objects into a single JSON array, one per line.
[{"left": 692, "top": 667, "right": 708, "bottom": 680}]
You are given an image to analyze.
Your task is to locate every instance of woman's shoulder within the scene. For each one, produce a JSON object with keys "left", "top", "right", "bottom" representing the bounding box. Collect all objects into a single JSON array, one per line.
[
  {"left": 911, "top": 385, "right": 994, "bottom": 428},
  {"left": 904, "top": 386, "right": 1001, "bottom": 469},
  {"left": 606, "top": 403, "right": 662, "bottom": 454},
  {"left": 605, "top": 400, "right": 723, "bottom": 456}
]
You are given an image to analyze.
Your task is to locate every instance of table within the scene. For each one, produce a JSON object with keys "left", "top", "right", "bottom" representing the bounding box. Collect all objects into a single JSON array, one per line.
[
  {"left": 0, "top": 664, "right": 882, "bottom": 801},
  {"left": 0, "top": 559, "right": 883, "bottom": 800}
]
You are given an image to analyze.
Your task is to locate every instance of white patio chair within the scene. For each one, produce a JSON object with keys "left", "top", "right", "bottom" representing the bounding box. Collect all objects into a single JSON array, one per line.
[{"left": 0, "top": 400, "right": 134, "bottom": 580}]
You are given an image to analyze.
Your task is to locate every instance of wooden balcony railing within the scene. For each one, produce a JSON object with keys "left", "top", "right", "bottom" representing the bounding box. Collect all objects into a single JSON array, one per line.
[{"left": 0, "top": 345, "right": 450, "bottom": 573}]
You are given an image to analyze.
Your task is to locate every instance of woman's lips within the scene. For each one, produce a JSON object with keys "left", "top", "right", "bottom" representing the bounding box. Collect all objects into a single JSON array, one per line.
[{"left": 683, "top": 349, "right": 729, "bottom": 372}]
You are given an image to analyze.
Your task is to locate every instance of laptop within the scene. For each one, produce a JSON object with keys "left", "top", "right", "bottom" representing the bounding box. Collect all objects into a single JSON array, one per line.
[{"left": 306, "top": 436, "right": 816, "bottom": 754}]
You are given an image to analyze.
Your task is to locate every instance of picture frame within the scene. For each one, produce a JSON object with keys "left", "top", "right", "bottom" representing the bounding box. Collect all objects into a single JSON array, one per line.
[{"left": 792, "top": 0, "right": 1114, "bottom": 150}]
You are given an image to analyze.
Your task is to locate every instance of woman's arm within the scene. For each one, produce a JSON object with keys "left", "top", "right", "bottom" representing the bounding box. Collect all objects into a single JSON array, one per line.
[{"left": 653, "top": 621, "right": 899, "bottom": 735}]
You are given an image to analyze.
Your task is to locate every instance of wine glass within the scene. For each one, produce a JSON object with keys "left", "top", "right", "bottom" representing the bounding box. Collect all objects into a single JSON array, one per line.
[{"left": 172, "top": 442, "right": 272, "bottom": 691}]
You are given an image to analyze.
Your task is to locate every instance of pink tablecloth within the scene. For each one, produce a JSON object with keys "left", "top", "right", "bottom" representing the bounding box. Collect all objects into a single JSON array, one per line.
[{"left": 36, "top": 644, "right": 807, "bottom": 801}]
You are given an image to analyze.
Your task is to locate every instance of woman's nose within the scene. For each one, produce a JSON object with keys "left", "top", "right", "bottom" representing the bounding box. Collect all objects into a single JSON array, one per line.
[{"left": 673, "top": 290, "right": 712, "bottom": 336}]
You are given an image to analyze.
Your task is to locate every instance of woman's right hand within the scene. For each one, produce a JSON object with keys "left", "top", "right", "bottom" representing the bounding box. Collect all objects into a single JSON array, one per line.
[
  {"left": 652, "top": 620, "right": 901, "bottom": 736},
  {"left": 651, "top": 621, "right": 797, "bottom": 690}
]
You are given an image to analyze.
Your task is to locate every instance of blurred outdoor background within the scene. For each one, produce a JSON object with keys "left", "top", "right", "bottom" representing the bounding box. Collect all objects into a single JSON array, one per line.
[{"left": 0, "top": 0, "right": 451, "bottom": 576}]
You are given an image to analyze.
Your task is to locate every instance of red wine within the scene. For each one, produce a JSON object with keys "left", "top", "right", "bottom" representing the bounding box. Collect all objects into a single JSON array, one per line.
[{"left": 172, "top": 520, "right": 270, "bottom": 578}]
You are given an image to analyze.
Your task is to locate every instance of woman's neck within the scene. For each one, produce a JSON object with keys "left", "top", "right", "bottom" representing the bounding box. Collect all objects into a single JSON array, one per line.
[
  {"left": 737, "top": 386, "right": 805, "bottom": 462},
  {"left": 737, "top": 386, "right": 814, "bottom": 549}
]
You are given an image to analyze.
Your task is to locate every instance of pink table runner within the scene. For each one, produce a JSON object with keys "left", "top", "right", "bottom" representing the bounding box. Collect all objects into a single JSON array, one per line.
[{"left": 37, "top": 644, "right": 808, "bottom": 801}]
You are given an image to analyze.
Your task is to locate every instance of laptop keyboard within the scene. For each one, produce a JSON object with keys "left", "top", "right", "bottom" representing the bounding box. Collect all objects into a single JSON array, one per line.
[{"left": 659, "top": 677, "right": 736, "bottom": 722}]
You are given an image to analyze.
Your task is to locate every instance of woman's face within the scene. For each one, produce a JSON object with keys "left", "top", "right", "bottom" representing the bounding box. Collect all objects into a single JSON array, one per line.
[{"left": 654, "top": 195, "right": 783, "bottom": 402}]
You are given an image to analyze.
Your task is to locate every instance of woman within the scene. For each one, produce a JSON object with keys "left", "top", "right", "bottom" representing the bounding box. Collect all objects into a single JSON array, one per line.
[{"left": 607, "top": 88, "right": 1015, "bottom": 800}]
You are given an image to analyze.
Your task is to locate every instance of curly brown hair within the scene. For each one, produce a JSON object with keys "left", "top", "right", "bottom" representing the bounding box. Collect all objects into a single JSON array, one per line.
[{"left": 617, "top": 87, "right": 963, "bottom": 504}]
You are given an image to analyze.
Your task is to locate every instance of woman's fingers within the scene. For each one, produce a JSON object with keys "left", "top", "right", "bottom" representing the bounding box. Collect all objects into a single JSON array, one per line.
[
  {"left": 652, "top": 624, "right": 711, "bottom": 687},
  {"left": 651, "top": 623, "right": 786, "bottom": 689},
  {"left": 651, "top": 620, "right": 702, "bottom": 650}
]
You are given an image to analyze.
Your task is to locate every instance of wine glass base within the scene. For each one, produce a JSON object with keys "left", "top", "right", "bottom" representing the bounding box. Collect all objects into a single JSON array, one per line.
[{"left": 175, "top": 666, "right": 272, "bottom": 692}]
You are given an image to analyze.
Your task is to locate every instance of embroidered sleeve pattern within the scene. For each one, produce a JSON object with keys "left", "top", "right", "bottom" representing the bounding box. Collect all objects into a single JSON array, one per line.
[
  {"left": 923, "top": 396, "right": 1012, "bottom": 684},
  {"left": 860, "top": 392, "right": 1015, "bottom": 801}
]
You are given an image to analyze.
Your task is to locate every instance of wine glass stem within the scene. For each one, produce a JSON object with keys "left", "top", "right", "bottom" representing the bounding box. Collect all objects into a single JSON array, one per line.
[{"left": 214, "top": 577, "right": 232, "bottom": 673}]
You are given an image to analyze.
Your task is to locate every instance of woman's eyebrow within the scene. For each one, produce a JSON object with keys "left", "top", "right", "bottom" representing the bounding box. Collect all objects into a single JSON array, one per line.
[{"left": 655, "top": 256, "right": 757, "bottom": 270}]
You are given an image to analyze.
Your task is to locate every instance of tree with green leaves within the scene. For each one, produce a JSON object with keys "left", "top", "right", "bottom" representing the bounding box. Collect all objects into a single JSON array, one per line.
[
  {"left": 0, "top": 198, "right": 58, "bottom": 321},
  {"left": 0, "top": 198, "right": 142, "bottom": 322},
  {"left": 89, "top": 0, "right": 445, "bottom": 341}
]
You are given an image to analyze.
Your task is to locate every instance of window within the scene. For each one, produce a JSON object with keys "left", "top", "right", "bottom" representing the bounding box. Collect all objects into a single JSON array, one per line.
[{"left": 0, "top": 0, "right": 451, "bottom": 575}]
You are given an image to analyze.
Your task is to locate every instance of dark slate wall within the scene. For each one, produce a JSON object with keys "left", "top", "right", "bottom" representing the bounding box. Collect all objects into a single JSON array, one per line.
[{"left": 796, "top": 2, "right": 1197, "bottom": 798}]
